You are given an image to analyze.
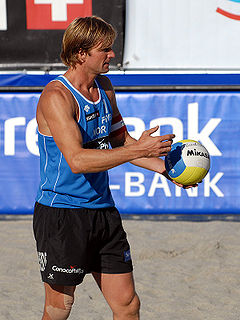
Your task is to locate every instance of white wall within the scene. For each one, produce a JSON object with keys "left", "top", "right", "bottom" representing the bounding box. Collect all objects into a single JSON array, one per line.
[{"left": 123, "top": 0, "right": 240, "bottom": 71}]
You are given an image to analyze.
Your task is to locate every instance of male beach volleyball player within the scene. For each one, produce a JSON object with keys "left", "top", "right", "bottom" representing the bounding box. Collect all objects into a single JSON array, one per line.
[{"left": 33, "top": 16, "right": 192, "bottom": 320}]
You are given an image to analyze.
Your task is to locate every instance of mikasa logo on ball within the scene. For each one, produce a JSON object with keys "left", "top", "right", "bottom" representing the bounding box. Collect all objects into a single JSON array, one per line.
[{"left": 186, "top": 148, "right": 210, "bottom": 159}]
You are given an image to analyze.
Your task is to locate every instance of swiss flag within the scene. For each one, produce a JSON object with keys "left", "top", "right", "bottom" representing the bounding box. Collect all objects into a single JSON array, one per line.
[{"left": 26, "top": 0, "right": 92, "bottom": 29}]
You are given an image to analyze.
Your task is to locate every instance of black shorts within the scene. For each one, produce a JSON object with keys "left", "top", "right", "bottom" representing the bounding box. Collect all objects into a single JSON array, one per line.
[{"left": 33, "top": 202, "right": 133, "bottom": 286}]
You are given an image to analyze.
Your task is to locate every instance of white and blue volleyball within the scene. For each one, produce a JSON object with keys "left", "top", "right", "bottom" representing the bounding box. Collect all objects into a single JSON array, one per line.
[{"left": 165, "top": 140, "right": 210, "bottom": 185}]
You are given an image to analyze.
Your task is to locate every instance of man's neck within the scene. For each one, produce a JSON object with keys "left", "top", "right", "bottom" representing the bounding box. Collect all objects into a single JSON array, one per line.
[{"left": 64, "top": 66, "right": 98, "bottom": 91}]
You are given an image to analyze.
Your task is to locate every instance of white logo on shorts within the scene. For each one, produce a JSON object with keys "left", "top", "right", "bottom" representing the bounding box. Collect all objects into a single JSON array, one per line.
[
  {"left": 52, "top": 265, "right": 84, "bottom": 274},
  {"left": 38, "top": 252, "right": 47, "bottom": 271}
]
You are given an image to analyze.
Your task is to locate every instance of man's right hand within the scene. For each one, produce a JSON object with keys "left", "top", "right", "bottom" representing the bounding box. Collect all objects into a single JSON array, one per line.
[{"left": 136, "top": 126, "right": 175, "bottom": 158}]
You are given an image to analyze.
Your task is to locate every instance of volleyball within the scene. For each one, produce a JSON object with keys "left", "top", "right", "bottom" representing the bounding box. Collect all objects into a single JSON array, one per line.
[{"left": 165, "top": 140, "right": 210, "bottom": 185}]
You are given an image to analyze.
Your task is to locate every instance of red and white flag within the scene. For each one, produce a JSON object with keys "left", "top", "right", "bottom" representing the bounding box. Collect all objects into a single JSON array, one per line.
[{"left": 26, "top": 0, "right": 92, "bottom": 29}]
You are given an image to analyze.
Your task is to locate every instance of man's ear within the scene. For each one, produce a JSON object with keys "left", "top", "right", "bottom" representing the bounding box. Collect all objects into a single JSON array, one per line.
[{"left": 77, "top": 48, "right": 87, "bottom": 63}]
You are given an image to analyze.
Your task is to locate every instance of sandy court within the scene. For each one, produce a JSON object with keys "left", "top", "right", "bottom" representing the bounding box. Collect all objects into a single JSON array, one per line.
[{"left": 0, "top": 215, "right": 240, "bottom": 320}]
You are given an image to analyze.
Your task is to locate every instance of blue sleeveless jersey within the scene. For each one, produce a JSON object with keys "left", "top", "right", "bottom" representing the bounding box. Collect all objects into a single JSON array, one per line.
[{"left": 36, "top": 75, "right": 115, "bottom": 209}]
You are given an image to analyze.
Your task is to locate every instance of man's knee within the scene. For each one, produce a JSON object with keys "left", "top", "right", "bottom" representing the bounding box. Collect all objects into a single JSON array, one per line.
[
  {"left": 127, "top": 293, "right": 141, "bottom": 316},
  {"left": 44, "top": 295, "right": 74, "bottom": 320},
  {"left": 113, "top": 292, "right": 140, "bottom": 318},
  {"left": 43, "top": 284, "right": 75, "bottom": 320}
]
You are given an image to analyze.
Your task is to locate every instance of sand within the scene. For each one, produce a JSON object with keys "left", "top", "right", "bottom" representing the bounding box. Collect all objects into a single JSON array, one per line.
[{"left": 0, "top": 214, "right": 240, "bottom": 320}]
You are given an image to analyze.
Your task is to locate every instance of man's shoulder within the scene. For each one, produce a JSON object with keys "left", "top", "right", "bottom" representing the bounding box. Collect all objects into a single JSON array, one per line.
[
  {"left": 44, "top": 78, "right": 66, "bottom": 93},
  {"left": 37, "top": 80, "right": 75, "bottom": 114},
  {"left": 42, "top": 79, "right": 72, "bottom": 100}
]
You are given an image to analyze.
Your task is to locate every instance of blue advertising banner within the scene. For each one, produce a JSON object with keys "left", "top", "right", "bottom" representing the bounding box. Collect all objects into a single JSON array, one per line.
[{"left": 0, "top": 90, "right": 238, "bottom": 214}]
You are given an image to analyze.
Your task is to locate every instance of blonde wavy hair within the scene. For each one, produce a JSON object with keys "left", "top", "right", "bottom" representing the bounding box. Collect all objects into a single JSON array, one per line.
[{"left": 60, "top": 16, "right": 116, "bottom": 68}]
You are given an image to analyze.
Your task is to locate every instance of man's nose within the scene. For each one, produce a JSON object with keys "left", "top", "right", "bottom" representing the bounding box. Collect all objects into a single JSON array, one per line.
[{"left": 109, "top": 50, "right": 115, "bottom": 58}]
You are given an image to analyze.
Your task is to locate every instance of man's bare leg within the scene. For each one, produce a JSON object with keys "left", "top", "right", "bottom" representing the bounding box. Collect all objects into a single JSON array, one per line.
[
  {"left": 92, "top": 272, "right": 140, "bottom": 320},
  {"left": 42, "top": 283, "right": 76, "bottom": 320}
]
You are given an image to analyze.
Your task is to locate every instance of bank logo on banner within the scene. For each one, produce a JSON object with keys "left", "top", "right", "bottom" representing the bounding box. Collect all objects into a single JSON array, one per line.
[
  {"left": 217, "top": 0, "right": 240, "bottom": 20},
  {"left": 26, "top": 0, "right": 92, "bottom": 29}
]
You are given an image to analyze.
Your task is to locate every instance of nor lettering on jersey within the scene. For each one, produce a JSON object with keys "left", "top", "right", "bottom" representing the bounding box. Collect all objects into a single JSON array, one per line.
[{"left": 26, "top": 0, "right": 92, "bottom": 29}]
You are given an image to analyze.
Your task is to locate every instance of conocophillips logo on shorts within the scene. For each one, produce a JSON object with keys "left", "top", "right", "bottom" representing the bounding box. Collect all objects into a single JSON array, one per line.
[
  {"left": 52, "top": 265, "right": 84, "bottom": 274},
  {"left": 217, "top": 0, "right": 240, "bottom": 20}
]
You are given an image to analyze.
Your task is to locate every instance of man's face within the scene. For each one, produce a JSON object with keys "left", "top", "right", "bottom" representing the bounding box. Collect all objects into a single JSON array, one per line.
[{"left": 85, "top": 42, "right": 115, "bottom": 74}]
